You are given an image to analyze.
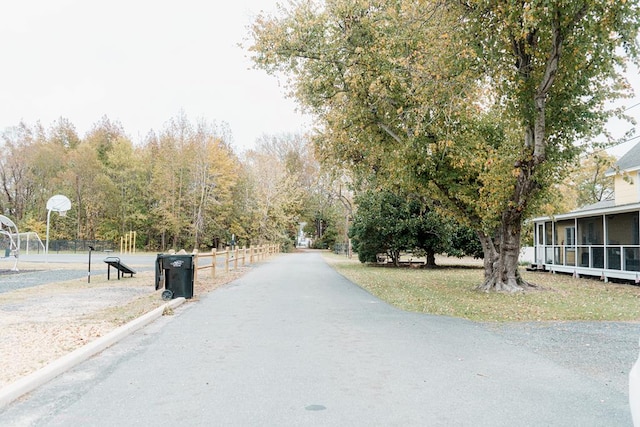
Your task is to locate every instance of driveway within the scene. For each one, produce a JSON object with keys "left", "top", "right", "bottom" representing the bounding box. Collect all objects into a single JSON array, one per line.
[{"left": 0, "top": 252, "right": 634, "bottom": 426}]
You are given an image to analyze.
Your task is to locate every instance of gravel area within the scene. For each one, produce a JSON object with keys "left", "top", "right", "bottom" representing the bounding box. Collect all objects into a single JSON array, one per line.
[
  {"left": 0, "top": 264, "right": 159, "bottom": 388},
  {"left": 0, "top": 256, "right": 247, "bottom": 390},
  {"left": 0, "top": 269, "right": 88, "bottom": 293},
  {"left": 484, "top": 321, "right": 640, "bottom": 395}
]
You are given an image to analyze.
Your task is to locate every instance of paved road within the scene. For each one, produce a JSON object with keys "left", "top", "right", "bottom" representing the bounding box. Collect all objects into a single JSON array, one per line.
[
  {"left": 0, "top": 252, "right": 633, "bottom": 426},
  {"left": 0, "top": 253, "right": 157, "bottom": 293}
]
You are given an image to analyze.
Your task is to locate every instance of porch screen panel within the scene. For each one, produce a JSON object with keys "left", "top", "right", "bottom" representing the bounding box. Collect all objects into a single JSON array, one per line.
[
  {"left": 577, "top": 217, "right": 604, "bottom": 268},
  {"left": 592, "top": 247, "right": 604, "bottom": 269},
  {"left": 555, "top": 220, "right": 575, "bottom": 266},
  {"left": 607, "top": 213, "right": 638, "bottom": 245},
  {"left": 606, "top": 212, "right": 639, "bottom": 271},
  {"left": 545, "top": 221, "right": 553, "bottom": 263},
  {"left": 625, "top": 248, "right": 640, "bottom": 271}
]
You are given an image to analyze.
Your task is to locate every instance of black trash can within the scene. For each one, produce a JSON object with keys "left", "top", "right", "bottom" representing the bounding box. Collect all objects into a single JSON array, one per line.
[{"left": 155, "top": 254, "right": 195, "bottom": 300}]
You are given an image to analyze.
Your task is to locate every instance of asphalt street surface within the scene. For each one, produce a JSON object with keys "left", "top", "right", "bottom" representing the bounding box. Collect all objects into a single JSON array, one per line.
[
  {"left": 1, "top": 252, "right": 635, "bottom": 426},
  {"left": 0, "top": 253, "right": 157, "bottom": 293}
]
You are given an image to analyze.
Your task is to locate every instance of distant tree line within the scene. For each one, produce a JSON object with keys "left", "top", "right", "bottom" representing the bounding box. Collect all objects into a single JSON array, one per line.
[{"left": 0, "top": 114, "right": 344, "bottom": 252}]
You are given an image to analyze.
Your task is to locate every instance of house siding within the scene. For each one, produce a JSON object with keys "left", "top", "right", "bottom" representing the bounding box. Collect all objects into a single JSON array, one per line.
[{"left": 614, "top": 172, "right": 639, "bottom": 205}]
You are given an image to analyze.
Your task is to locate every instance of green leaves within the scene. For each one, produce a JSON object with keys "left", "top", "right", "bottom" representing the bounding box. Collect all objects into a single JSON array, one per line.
[
  {"left": 250, "top": 0, "right": 639, "bottom": 289},
  {"left": 349, "top": 189, "right": 478, "bottom": 264}
]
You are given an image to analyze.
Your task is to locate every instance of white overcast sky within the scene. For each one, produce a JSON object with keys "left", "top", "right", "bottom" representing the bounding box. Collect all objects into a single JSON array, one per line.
[
  {"left": 0, "top": 0, "right": 311, "bottom": 151},
  {"left": 606, "top": 60, "right": 640, "bottom": 157},
  {"left": 0, "top": 1, "right": 638, "bottom": 154}
]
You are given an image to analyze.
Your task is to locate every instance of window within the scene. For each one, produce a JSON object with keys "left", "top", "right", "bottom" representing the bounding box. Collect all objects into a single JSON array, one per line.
[
  {"left": 537, "top": 224, "right": 544, "bottom": 245},
  {"left": 565, "top": 227, "right": 576, "bottom": 246}
]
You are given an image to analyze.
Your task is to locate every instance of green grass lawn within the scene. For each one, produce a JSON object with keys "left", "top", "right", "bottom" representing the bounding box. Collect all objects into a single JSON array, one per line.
[{"left": 323, "top": 252, "right": 640, "bottom": 322}]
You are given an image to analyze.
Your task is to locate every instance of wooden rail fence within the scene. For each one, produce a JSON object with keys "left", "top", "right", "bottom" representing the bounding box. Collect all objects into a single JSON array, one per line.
[{"left": 192, "top": 244, "right": 280, "bottom": 280}]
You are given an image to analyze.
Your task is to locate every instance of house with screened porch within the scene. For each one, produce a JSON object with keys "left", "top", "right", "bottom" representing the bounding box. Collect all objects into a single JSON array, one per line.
[{"left": 532, "top": 142, "right": 640, "bottom": 282}]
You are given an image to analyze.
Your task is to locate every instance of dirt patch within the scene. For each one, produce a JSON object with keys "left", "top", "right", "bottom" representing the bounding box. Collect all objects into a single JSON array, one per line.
[{"left": 0, "top": 262, "right": 249, "bottom": 389}]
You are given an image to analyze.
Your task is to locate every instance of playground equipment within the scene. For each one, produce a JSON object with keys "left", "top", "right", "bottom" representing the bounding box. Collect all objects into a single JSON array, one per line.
[
  {"left": 0, "top": 214, "right": 19, "bottom": 271},
  {"left": 120, "top": 231, "right": 137, "bottom": 254},
  {"left": 104, "top": 256, "right": 137, "bottom": 280},
  {"left": 16, "top": 231, "right": 45, "bottom": 254}
]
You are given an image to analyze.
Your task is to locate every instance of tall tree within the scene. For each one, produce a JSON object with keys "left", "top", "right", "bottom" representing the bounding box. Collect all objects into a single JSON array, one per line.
[
  {"left": 0, "top": 122, "right": 42, "bottom": 220},
  {"left": 103, "top": 136, "right": 151, "bottom": 241},
  {"left": 48, "top": 117, "right": 81, "bottom": 149},
  {"left": 242, "top": 134, "right": 312, "bottom": 247},
  {"left": 458, "top": 0, "right": 639, "bottom": 291},
  {"left": 570, "top": 152, "right": 616, "bottom": 208},
  {"left": 62, "top": 142, "right": 111, "bottom": 240},
  {"left": 350, "top": 189, "right": 450, "bottom": 266},
  {"left": 0, "top": 121, "right": 68, "bottom": 223},
  {"left": 147, "top": 113, "right": 195, "bottom": 250},
  {"left": 190, "top": 121, "right": 238, "bottom": 249},
  {"left": 250, "top": 0, "right": 640, "bottom": 291},
  {"left": 145, "top": 114, "right": 239, "bottom": 251}
]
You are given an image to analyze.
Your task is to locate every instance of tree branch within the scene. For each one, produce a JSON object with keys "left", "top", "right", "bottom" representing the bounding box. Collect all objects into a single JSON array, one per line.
[{"left": 377, "top": 122, "right": 404, "bottom": 144}]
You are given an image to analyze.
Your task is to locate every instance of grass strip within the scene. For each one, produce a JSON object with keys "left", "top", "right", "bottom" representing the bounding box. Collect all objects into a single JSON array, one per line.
[{"left": 323, "top": 252, "right": 640, "bottom": 322}]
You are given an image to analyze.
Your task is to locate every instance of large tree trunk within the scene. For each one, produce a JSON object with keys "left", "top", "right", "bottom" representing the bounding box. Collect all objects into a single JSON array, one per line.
[
  {"left": 390, "top": 249, "right": 401, "bottom": 267},
  {"left": 474, "top": 7, "right": 571, "bottom": 292},
  {"left": 477, "top": 173, "right": 537, "bottom": 292},
  {"left": 477, "top": 219, "right": 529, "bottom": 293},
  {"left": 425, "top": 250, "right": 436, "bottom": 268}
]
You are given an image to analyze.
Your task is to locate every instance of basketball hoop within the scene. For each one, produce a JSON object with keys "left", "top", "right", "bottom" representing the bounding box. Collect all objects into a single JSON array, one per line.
[
  {"left": 46, "top": 195, "right": 71, "bottom": 215},
  {"left": 45, "top": 194, "right": 72, "bottom": 262}
]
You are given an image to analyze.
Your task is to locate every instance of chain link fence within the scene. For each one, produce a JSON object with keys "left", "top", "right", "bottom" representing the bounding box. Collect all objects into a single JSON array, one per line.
[{"left": 48, "top": 240, "right": 116, "bottom": 253}]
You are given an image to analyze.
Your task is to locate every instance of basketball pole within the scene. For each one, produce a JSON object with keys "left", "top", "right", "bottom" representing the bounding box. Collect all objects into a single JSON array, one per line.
[{"left": 45, "top": 195, "right": 71, "bottom": 264}]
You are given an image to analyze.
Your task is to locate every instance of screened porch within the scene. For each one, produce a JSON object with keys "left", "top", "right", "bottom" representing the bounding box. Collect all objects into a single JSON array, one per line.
[{"left": 533, "top": 209, "right": 640, "bottom": 281}]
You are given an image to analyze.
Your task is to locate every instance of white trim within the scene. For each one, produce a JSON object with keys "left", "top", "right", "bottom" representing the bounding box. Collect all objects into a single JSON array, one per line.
[
  {"left": 605, "top": 165, "right": 640, "bottom": 177},
  {"left": 532, "top": 202, "right": 640, "bottom": 222}
]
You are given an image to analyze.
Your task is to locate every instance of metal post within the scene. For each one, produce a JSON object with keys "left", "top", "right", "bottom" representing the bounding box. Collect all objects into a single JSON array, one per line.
[
  {"left": 88, "top": 245, "right": 95, "bottom": 283},
  {"left": 45, "top": 208, "right": 51, "bottom": 263},
  {"left": 211, "top": 248, "right": 217, "bottom": 278}
]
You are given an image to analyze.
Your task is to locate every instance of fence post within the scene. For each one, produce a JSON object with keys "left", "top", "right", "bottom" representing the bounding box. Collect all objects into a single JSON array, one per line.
[
  {"left": 192, "top": 249, "right": 199, "bottom": 281},
  {"left": 250, "top": 246, "right": 254, "bottom": 263},
  {"left": 211, "top": 248, "right": 217, "bottom": 279},
  {"left": 225, "top": 246, "right": 230, "bottom": 273},
  {"left": 242, "top": 246, "right": 246, "bottom": 266},
  {"left": 234, "top": 246, "right": 239, "bottom": 270}
]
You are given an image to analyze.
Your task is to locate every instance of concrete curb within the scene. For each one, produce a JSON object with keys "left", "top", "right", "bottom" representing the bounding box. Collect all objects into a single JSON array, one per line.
[{"left": 0, "top": 297, "right": 186, "bottom": 409}]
